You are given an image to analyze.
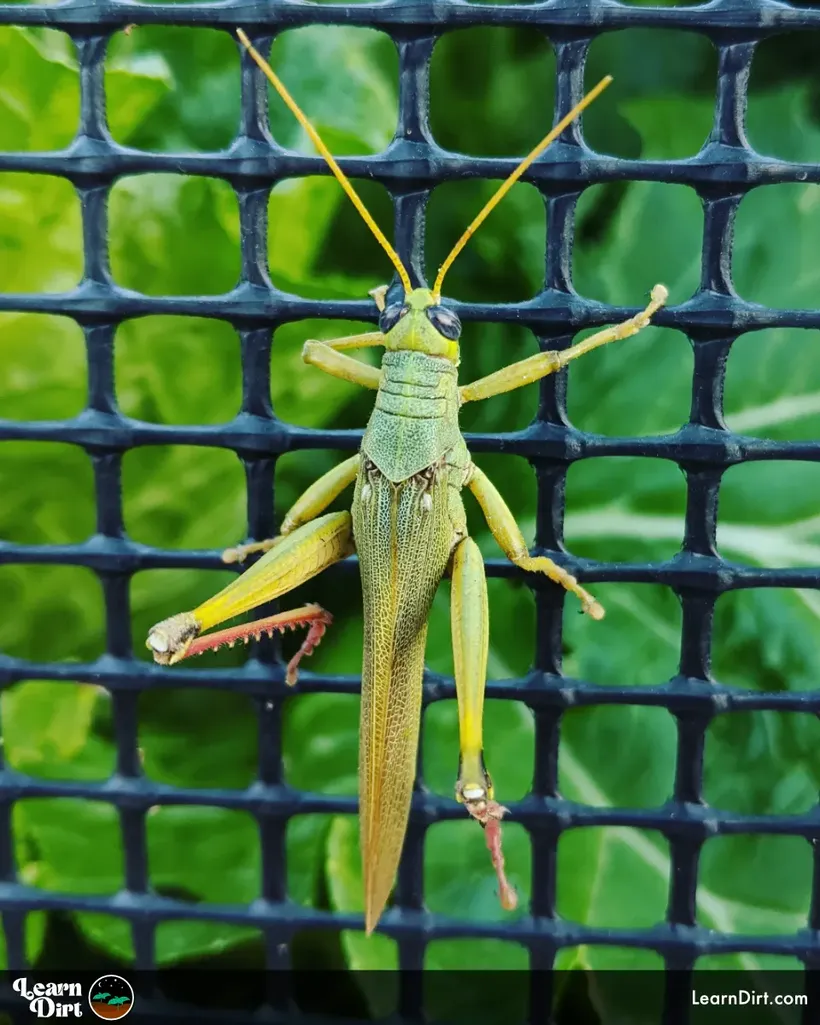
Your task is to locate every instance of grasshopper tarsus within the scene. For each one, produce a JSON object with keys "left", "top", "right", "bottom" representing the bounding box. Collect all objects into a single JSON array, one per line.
[
  {"left": 285, "top": 609, "right": 332, "bottom": 686},
  {"left": 585, "top": 599, "right": 606, "bottom": 621},
  {"left": 221, "top": 537, "right": 280, "bottom": 565},
  {"left": 465, "top": 798, "right": 518, "bottom": 912}
]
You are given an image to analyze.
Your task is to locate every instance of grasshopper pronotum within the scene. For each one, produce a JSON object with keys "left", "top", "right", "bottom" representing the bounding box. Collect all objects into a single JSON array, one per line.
[{"left": 147, "top": 31, "right": 668, "bottom": 934}]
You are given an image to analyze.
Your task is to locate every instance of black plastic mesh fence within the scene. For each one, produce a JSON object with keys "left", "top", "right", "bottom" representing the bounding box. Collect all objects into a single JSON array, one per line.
[{"left": 1, "top": 0, "right": 820, "bottom": 1021}]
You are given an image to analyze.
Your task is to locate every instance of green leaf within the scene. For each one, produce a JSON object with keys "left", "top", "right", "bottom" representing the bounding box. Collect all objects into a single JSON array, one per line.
[
  {"left": 18, "top": 798, "right": 124, "bottom": 898},
  {"left": 2, "top": 681, "right": 109, "bottom": 779},
  {"left": 108, "top": 175, "right": 241, "bottom": 296},
  {"left": 268, "top": 28, "right": 396, "bottom": 156},
  {"left": 0, "top": 910, "right": 46, "bottom": 971},
  {"left": 326, "top": 816, "right": 398, "bottom": 1011},
  {"left": 58, "top": 801, "right": 266, "bottom": 964},
  {"left": 0, "top": 29, "right": 80, "bottom": 151},
  {"left": 430, "top": 28, "right": 555, "bottom": 159},
  {"left": 107, "top": 26, "right": 235, "bottom": 151},
  {"left": 104, "top": 51, "right": 172, "bottom": 143},
  {"left": 422, "top": 938, "right": 529, "bottom": 1025}
]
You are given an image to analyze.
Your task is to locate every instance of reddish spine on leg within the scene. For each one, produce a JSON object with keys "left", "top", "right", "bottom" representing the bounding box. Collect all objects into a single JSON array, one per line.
[{"left": 179, "top": 604, "right": 333, "bottom": 685}]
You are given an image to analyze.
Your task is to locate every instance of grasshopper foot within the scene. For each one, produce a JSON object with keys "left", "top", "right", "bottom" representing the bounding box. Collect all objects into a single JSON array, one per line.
[
  {"left": 283, "top": 606, "right": 333, "bottom": 685},
  {"left": 221, "top": 538, "right": 279, "bottom": 565},
  {"left": 368, "top": 284, "right": 389, "bottom": 312},
  {"left": 582, "top": 596, "right": 605, "bottom": 621},
  {"left": 457, "top": 781, "right": 518, "bottom": 912}
]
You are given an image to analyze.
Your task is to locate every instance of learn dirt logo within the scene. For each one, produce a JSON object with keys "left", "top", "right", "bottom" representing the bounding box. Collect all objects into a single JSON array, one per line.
[
  {"left": 88, "top": 976, "right": 134, "bottom": 1020},
  {"left": 12, "top": 978, "right": 82, "bottom": 1017}
]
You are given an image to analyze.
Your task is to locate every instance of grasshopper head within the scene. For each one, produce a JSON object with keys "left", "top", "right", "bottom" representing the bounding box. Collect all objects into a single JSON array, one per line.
[
  {"left": 146, "top": 612, "right": 201, "bottom": 665},
  {"left": 379, "top": 287, "right": 461, "bottom": 362}
]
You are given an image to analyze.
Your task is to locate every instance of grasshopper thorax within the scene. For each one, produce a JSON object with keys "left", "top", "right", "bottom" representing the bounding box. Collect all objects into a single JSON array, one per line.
[{"left": 379, "top": 287, "right": 461, "bottom": 363}]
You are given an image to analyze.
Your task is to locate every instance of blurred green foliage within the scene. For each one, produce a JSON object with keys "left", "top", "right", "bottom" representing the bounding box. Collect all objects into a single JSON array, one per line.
[{"left": 1, "top": 16, "right": 820, "bottom": 1020}]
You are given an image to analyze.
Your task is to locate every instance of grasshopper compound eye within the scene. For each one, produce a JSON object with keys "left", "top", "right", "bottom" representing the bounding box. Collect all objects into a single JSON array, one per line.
[
  {"left": 425, "top": 305, "right": 462, "bottom": 342},
  {"left": 379, "top": 303, "right": 408, "bottom": 334}
]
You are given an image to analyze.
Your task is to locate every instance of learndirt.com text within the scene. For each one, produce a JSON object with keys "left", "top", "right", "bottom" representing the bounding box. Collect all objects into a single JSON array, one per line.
[{"left": 692, "top": 990, "right": 808, "bottom": 1007}]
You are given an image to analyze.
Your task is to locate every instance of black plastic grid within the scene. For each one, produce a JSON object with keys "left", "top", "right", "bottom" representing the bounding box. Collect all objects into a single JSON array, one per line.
[{"left": 1, "top": 0, "right": 820, "bottom": 1021}]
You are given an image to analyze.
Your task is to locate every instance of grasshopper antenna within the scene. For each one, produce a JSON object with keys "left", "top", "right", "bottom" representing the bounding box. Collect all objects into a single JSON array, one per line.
[
  {"left": 236, "top": 29, "right": 413, "bottom": 296},
  {"left": 432, "top": 75, "right": 613, "bottom": 301}
]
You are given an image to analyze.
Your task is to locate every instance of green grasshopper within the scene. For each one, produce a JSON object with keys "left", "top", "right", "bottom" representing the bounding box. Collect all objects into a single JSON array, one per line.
[{"left": 146, "top": 30, "right": 668, "bottom": 934}]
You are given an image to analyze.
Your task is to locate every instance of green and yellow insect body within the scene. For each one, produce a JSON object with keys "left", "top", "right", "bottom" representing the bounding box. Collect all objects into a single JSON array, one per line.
[
  {"left": 353, "top": 291, "right": 473, "bottom": 929},
  {"left": 145, "top": 32, "right": 669, "bottom": 934}
]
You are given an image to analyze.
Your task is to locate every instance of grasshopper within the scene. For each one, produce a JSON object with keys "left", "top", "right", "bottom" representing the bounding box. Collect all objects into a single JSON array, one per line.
[{"left": 146, "top": 30, "right": 668, "bottom": 934}]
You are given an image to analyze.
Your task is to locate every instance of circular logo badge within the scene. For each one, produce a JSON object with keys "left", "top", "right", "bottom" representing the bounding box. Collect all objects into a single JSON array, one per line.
[{"left": 88, "top": 976, "right": 134, "bottom": 1020}]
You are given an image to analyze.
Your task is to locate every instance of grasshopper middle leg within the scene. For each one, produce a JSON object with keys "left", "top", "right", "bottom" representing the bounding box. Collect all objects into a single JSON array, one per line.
[
  {"left": 467, "top": 466, "right": 604, "bottom": 619},
  {"left": 223, "top": 454, "right": 360, "bottom": 564}
]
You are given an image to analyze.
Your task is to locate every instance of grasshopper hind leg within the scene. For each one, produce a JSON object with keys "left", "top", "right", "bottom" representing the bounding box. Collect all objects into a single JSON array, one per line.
[
  {"left": 146, "top": 510, "right": 353, "bottom": 679},
  {"left": 450, "top": 536, "right": 517, "bottom": 912}
]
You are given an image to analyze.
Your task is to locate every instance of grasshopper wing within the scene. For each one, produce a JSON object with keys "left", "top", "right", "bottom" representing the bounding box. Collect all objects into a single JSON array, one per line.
[{"left": 352, "top": 465, "right": 454, "bottom": 933}]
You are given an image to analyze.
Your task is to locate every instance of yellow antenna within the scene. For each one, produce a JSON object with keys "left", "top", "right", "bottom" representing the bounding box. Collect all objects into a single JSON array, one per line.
[
  {"left": 432, "top": 75, "right": 613, "bottom": 300},
  {"left": 237, "top": 29, "right": 413, "bottom": 296}
]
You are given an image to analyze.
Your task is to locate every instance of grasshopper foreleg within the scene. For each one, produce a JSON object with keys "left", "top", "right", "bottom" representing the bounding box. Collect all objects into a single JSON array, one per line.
[
  {"left": 302, "top": 332, "right": 385, "bottom": 390},
  {"left": 459, "top": 284, "right": 667, "bottom": 404}
]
